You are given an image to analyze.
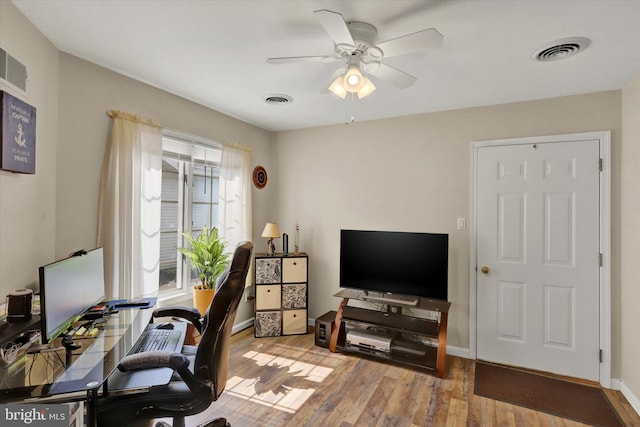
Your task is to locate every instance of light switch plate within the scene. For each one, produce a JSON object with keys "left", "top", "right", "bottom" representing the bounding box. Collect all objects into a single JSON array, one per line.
[{"left": 457, "top": 218, "right": 466, "bottom": 230}]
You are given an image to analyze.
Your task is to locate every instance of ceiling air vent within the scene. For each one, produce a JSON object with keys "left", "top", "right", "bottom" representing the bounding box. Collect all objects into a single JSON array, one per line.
[
  {"left": 0, "top": 47, "right": 28, "bottom": 92},
  {"left": 264, "top": 94, "right": 293, "bottom": 105},
  {"left": 533, "top": 37, "right": 591, "bottom": 62}
]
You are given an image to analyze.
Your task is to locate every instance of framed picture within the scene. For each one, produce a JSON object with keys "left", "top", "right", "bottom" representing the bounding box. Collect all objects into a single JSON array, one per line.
[{"left": 1, "top": 91, "right": 36, "bottom": 174}]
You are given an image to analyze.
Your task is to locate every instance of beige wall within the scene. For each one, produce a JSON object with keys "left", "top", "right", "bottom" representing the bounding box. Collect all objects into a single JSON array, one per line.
[
  {"left": 55, "top": 53, "right": 276, "bottom": 324},
  {"left": 55, "top": 53, "right": 277, "bottom": 258},
  {"left": 0, "top": 1, "right": 59, "bottom": 296},
  {"left": 274, "top": 91, "right": 622, "bottom": 364},
  {"left": 621, "top": 74, "right": 640, "bottom": 403}
]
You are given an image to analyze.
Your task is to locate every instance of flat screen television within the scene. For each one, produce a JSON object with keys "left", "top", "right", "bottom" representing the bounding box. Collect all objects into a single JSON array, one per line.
[
  {"left": 340, "top": 229, "right": 448, "bottom": 302},
  {"left": 39, "top": 248, "right": 106, "bottom": 343}
]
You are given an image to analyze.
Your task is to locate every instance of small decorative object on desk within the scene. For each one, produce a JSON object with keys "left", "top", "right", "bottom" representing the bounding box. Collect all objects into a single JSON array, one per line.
[
  {"left": 294, "top": 223, "right": 300, "bottom": 254},
  {"left": 6, "top": 289, "right": 33, "bottom": 322},
  {"left": 283, "top": 233, "right": 288, "bottom": 254}
]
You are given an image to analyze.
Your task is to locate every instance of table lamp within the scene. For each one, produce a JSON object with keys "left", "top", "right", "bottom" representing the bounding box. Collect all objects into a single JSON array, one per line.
[{"left": 261, "top": 222, "right": 280, "bottom": 256}]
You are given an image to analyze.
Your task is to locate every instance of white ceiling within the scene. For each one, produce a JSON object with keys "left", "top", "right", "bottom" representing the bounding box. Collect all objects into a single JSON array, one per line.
[{"left": 12, "top": 0, "right": 640, "bottom": 132}]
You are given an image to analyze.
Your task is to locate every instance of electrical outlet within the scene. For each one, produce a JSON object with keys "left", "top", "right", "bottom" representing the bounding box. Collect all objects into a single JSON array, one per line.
[{"left": 244, "top": 286, "right": 255, "bottom": 303}]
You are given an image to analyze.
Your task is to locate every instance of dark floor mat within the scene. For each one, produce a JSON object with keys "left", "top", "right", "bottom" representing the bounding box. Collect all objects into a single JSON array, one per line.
[{"left": 474, "top": 361, "right": 622, "bottom": 427}]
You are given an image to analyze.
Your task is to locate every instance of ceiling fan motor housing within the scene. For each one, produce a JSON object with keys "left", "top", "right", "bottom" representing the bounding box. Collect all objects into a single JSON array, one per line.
[{"left": 336, "top": 21, "right": 383, "bottom": 61}]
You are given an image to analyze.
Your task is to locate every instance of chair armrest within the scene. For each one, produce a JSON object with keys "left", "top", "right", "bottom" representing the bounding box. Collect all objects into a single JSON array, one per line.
[
  {"left": 153, "top": 306, "right": 203, "bottom": 333},
  {"left": 117, "top": 351, "right": 210, "bottom": 395},
  {"left": 117, "top": 351, "right": 189, "bottom": 373}
]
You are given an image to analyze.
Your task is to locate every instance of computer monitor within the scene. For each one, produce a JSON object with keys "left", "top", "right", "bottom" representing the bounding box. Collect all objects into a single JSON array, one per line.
[{"left": 38, "top": 247, "right": 106, "bottom": 344}]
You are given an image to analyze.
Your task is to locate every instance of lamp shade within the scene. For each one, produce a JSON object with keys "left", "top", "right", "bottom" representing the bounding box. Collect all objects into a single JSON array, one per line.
[
  {"left": 261, "top": 222, "right": 280, "bottom": 239},
  {"left": 328, "top": 76, "right": 348, "bottom": 99},
  {"left": 357, "top": 76, "right": 376, "bottom": 99},
  {"left": 344, "top": 65, "right": 365, "bottom": 93}
]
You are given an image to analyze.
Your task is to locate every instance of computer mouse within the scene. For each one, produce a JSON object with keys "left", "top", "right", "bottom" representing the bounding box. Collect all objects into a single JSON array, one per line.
[{"left": 156, "top": 322, "right": 174, "bottom": 330}]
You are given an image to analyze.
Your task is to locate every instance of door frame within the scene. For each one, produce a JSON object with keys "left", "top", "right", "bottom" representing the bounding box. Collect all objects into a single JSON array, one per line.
[{"left": 469, "top": 131, "right": 611, "bottom": 388}]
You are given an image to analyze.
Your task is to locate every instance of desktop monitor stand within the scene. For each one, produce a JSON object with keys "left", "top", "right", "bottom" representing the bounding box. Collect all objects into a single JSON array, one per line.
[{"left": 62, "top": 335, "right": 80, "bottom": 367}]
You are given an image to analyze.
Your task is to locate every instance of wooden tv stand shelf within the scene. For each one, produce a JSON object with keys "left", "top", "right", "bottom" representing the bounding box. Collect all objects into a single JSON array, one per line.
[{"left": 329, "top": 289, "right": 451, "bottom": 378}]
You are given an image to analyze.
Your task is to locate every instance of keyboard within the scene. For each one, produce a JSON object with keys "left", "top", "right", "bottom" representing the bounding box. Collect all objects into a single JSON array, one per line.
[
  {"left": 129, "top": 327, "right": 182, "bottom": 354},
  {"left": 107, "top": 322, "right": 187, "bottom": 391}
]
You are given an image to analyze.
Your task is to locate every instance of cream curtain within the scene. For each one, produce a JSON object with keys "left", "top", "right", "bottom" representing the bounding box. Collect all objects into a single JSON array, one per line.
[
  {"left": 218, "top": 142, "right": 252, "bottom": 251},
  {"left": 97, "top": 110, "right": 163, "bottom": 300}
]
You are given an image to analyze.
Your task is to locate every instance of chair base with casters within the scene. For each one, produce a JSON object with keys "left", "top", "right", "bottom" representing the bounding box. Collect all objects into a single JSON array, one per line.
[{"left": 97, "top": 242, "right": 253, "bottom": 427}]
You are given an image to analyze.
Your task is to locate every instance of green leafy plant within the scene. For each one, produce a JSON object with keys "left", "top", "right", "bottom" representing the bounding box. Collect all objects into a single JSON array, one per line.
[{"left": 178, "top": 226, "right": 229, "bottom": 289}]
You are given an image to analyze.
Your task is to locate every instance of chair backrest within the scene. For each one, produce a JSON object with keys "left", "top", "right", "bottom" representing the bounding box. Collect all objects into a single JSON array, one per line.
[{"left": 194, "top": 241, "right": 253, "bottom": 398}]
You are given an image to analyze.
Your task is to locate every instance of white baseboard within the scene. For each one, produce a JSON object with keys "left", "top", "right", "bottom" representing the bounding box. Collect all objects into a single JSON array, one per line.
[
  {"left": 233, "top": 317, "right": 254, "bottom": 334},
  {"left": 446, "top": 345, "right": 470, "bottom": 359},
  {"left": 621, "top": 381, "right": 640, "bottom": 417}
]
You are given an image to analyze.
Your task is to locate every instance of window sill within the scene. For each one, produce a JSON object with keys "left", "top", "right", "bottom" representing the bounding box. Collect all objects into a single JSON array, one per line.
[{"left": 157, "top": 290, "right": 192, "bottom": 308}]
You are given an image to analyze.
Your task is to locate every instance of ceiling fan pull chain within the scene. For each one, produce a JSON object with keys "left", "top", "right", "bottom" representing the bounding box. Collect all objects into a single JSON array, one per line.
[{"left": 345, "top": 93, "right": 355, "bottom": 125}]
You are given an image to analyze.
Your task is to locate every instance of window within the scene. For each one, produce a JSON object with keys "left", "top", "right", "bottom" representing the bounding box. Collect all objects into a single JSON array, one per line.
[{"left": 159, "top": 132, "right": 222, "bottom": 296}]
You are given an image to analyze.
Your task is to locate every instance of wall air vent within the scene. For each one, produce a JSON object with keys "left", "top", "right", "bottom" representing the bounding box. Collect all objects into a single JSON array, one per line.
[
  {"left": 0, "top": 47, "right": 28, "bottom": 92},
  {"left": 532, "top": 37, "right": 591, "bottom": 62}
]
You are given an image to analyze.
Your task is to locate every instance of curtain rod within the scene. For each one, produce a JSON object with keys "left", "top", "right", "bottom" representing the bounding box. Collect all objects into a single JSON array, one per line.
[
  {"left": 164, "top": 129, "right": 251, "bottom": 153},
  {"left": 107, "top": 110, "right": 162, "bottom": 129},
  {"left": 221, "top": 139, "right": 252, "bottom": 153}
]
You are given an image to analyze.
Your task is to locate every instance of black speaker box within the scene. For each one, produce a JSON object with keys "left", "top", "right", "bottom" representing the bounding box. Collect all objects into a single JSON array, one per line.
[
  {"left": 6, "top": 289, "right": 33, "bottom": 322},
  {"left": 315, "top": 311, "right": 337, "bottom": 348}
]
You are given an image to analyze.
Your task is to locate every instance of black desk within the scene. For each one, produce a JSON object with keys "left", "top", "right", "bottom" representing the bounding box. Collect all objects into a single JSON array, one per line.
[
  {"left": 0, "top": 315, "right": 40, "bottom": 345},
  {"left": 0, "top": 307, "right": 184, "bottom": 426}
]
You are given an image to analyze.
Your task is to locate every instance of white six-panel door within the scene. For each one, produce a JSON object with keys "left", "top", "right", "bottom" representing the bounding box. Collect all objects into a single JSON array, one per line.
[{"left": 476, "top": 138, "right": 601, "bottom": 381}]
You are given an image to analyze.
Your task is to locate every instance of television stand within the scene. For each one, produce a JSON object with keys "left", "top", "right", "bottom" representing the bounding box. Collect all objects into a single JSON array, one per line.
[
  {"left": 361, "top": 292, "right": 418, "bottom": 306},
  {"left": 329, "top": 289, "right": 451, "bottom": 378}
]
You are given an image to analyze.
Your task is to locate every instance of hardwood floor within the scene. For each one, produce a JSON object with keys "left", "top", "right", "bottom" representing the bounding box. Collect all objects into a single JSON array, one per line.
[{"left": 171, "top": 328, "right": 640, "bottom": 427}]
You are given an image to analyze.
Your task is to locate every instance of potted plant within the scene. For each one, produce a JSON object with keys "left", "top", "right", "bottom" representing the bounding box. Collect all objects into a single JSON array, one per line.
[{"left": 178, "top": 225, "right": 230, "bottom": 314}]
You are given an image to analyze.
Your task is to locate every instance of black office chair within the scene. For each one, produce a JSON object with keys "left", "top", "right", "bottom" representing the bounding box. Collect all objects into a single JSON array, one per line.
[{"left": 97, "top": 241, "right": 253, "bottom": 427}]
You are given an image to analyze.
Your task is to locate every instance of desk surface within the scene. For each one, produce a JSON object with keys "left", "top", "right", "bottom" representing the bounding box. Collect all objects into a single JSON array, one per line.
[{"left": 0, "top": 307, "right": 155, "bottom": 402}]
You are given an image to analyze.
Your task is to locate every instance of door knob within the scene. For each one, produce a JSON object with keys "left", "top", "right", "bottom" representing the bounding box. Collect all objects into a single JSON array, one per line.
[{"left": 481, "top": 266, "right": 490, "bottom": 274}]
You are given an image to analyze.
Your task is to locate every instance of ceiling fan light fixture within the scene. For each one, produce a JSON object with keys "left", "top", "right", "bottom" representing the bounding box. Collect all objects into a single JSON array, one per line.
[
  {"left": 344, "top": 65, "right": 365, "bottom": 92},
  {"left": 328, "top": 75, "right": 348, "bottom": 99},
  {"left": 357, "top": 76, "right": 376, "bottom": 99}
]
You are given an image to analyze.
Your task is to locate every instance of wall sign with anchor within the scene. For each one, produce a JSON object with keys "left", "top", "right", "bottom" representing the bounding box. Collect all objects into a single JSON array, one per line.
[{"left": 1, "top": 91, "right": 37, "bottom": 174}]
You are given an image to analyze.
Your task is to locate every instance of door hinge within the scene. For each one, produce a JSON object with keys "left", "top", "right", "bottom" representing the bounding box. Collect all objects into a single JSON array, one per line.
[
  {"left": 599, "top": 158, "right": 603, "bottom": 172},
  {"left": 599, "top": 349, "right": 603, "bottom": 363},
  {"left": 599, "top": 253, "right": 603, "bottom": 267}
]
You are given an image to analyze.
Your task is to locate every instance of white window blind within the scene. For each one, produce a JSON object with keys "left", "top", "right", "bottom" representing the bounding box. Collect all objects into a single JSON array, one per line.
[{"left": 159, "top": 131, "right": 222, "bottom": 296}]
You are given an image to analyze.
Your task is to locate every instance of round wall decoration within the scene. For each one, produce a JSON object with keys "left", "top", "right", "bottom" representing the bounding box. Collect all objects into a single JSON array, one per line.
[{"left": 253, "top": 165, "right": 268, "bottom": 189}]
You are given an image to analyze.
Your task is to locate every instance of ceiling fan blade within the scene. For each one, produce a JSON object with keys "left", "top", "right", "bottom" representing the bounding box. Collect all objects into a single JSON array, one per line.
[
  {"left": 267, "top": 55, "right": 340, "bottom": 64},
  {"left": 366, "top": 62, "right": 417, "bottom": 89},
  {"left": 313, "top": 9, "right": 355, "bottom": 48},
  {"left": 375, "top": 28, "right": 443, "bottom": 58}
]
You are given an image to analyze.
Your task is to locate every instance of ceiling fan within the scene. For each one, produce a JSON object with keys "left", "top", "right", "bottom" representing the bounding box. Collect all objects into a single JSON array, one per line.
[{"left": 267, "top": 9, "right": 443, "bottom": 99}]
